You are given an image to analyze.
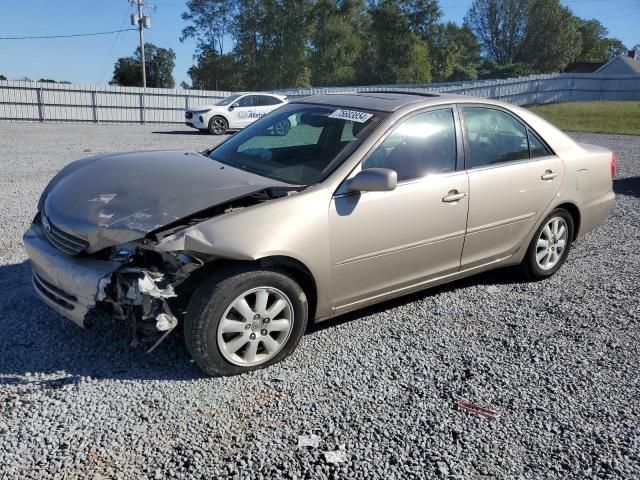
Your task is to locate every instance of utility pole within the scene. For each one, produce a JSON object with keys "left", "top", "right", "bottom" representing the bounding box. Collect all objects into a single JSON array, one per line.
[{"left": 130, "top": 0, "right": 152, "bottom": 88}]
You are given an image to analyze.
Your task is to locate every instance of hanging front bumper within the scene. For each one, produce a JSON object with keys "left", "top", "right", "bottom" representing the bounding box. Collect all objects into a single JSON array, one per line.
[{"left": 23, "top": 224, "right": 120, "bottom": 327}]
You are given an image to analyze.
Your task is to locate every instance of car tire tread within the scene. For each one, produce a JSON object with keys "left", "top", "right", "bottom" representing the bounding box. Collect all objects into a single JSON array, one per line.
[{"left": 184, "top": 265, "right": 308, "bottom": 376}]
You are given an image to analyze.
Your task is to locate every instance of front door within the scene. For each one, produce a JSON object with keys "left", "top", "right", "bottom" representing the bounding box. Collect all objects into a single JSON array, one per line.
[
  {"left": 229, "top": 94, "right": 257, "bottom": 128},
  {"left": 459, "top": 106, "right": 565, "bottom": 268},
  {"left": 329, "top": 108, "right": 469, "bottom": 310}
]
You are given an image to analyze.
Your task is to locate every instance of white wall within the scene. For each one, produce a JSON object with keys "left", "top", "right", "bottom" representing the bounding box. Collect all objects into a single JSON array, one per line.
[{"left": 1, "top": 73, "right": 639, "bottom": 124}]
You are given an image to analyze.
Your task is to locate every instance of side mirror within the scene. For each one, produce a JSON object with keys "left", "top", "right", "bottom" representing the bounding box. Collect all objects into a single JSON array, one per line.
[
  {"left": 229, "top": 102, "right": 239, "bottom": 110},
  {"left": 348, "top": 168, "right": 397, "bottom": 193}
]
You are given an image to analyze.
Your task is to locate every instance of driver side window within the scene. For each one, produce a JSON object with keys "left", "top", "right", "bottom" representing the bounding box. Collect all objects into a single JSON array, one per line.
[{"left": 362, "top": 109, "right": 457, "bottom": 182}]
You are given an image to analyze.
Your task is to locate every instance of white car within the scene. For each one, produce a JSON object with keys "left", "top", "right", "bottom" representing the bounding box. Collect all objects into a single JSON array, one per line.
[{"left": 185, "top": 92, "right": 288, "bottom": 135}]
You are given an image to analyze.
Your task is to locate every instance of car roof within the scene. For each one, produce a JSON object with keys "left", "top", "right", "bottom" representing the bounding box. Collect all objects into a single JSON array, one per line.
[
  {"left": 294, "top": 91, "right": 462, "bottom": 112},
  {"left": 237, "top": 91, "right": 286, "bottom": 98}
]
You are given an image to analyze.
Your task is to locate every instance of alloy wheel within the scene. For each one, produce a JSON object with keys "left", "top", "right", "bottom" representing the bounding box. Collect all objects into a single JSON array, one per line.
[
  {"left": 216, "top": 287, "right": 294, "bottom": 367},
  {"left": 535, "top": 216, "right": 568, "bottom": 270},
  {"left": 210, "top": 118, "right": 226, "bottom": 134}
]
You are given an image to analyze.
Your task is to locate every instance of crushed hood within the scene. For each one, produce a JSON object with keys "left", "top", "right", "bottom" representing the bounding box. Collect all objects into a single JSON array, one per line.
[{"left": 41, "top": 150, "right": 288, "bottom": 252}]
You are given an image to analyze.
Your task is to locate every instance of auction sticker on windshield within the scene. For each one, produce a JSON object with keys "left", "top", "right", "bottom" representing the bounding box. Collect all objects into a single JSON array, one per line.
[{"left": 328, "top": 109, "right": 373, "bottom": 123}]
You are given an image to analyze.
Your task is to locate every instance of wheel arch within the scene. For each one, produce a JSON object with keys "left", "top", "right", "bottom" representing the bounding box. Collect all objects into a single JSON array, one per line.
[
  {"left": 209, "top": 113, "right": 229, "bottom": 125},
  {"left": 183, "top": 256, "right": 318, "bottom": 321},
  {"left": 553, "top": 202, "right": 581, "bottom": 240},
  {"left": 257, "top": 255, "right": 318, "bottom": 321}
]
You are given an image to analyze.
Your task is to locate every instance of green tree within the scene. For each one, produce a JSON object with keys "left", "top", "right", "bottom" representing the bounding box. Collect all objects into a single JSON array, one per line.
[
  {"left": 576, "top": 18, "right": 626, "bottom": 62},
  {"left": 232, "top": 0, "right": 313, "bottom": 89},
  {"left": 431, "top": 22, "right": 480, "bottom": 81},
  {"left": 0, "top": 74, "right": 6, "bottom": 80},
  {"left": 111, "top": 43, "right": 176, "bottom": 88},
  {"left": 516, "top": 0, "right": 581, "bottom": 73},
  {"left": 181, "top": 0, "right": 235, "bottom": 55},
  {"left": 464, "top": 0, "right": 531, "bottom": 65},
  {"left": 111, "top": 57, "right": 139, "bottom": 86},
  {"left": 264, "top": 0, "right": 313, "bottom": 88},
  {"left": 309, "top": 0, "right": 366, "bottom": 86},
  {"left": 364, "top": 0, "right": 431, "bottom": 85},
  {"left": 401, "top": 0, "right": 441, "bottom": 38},
  {"left": 188, "top": 47, "right": 243, "bottom": 90},
  {"left": 476, "top": 58, "right": 532, "bottom": 79},
  {"left": 181, "top": 0, "right": 236, "bottom": 90}
]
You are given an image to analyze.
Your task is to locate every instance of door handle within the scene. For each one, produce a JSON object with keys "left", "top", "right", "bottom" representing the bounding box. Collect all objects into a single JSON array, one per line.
[
  {"left": 541, "top": 170, "right": 559, "bottom": 180},
  {"left": 442, "top": 190, "right": 467, "bottom": 203}
]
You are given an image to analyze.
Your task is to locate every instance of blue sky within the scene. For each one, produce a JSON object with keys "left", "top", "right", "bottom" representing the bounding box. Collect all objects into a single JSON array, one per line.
[{"left": 0, "top": 0, "right": 638, "bottom": 86}]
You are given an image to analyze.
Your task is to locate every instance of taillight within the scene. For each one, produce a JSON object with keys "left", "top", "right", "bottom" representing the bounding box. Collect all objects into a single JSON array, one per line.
[{"left": 611, "top": 152, "right": 616, "bottom": 178}]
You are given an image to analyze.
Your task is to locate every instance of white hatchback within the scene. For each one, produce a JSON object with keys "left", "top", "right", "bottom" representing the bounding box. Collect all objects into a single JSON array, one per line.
[{"left": 185, "top": 92, "right": 288, "bottom": 135}]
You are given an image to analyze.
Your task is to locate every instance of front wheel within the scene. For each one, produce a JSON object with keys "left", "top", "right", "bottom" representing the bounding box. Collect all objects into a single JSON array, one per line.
[
  {"left": 184, "top": 266, "right": 308, "bottom": 376},
  {"left": 208, "top": 116, "right": 228, "bottom": 135},
  {"left": 522, "top": 208, "right": 574, "bottom": 280}
]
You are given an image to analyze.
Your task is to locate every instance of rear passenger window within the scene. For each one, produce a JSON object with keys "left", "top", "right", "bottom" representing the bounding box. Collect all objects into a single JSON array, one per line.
[
  {"left": 363, "top": 108, "right": 457, "bottom": 181},
  {"left": 528, "top": 130, "right": 551, "bottom": 157},
  {"left": 257, "top": 95, "right": 281, "bottom": 106},
  {"left": 463, "top": 107, "right": 529, "bottom": 167}
]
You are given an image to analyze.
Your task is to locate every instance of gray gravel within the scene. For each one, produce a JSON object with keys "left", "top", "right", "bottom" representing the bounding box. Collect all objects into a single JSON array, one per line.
[{"left": 1, "top": 123, "right": 639, "bottom": 479}]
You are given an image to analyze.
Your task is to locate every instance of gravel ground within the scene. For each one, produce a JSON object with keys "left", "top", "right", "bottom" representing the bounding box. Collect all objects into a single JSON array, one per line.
[{"left": 0, "top": 123, "right": 638, "bottom": 479}]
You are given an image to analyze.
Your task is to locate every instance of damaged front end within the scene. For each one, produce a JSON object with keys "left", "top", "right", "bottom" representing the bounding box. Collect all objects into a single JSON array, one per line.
[
  {"left": 24, "top": 185, "right": 300, "bottom": 351},
  {"left": 24, "top": 219, "right": 207, "bottom": 351},
  {"left": 96, "top": 245, "right": 205, "bottom": 351}
]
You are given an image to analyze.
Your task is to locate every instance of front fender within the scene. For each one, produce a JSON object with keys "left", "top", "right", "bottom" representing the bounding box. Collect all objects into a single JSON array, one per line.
[{"left": 154, "top": 186, "right": 334, "bottom": 318}]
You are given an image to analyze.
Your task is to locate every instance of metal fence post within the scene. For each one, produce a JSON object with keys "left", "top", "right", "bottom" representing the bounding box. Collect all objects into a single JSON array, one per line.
[
  {"left": 568, "top": 77, "right": 574, "bottom": 103},
  {"left": 139, "top": 92, "right": 145, "bottom": 124},
  {"left": 36, "top": 87, "right": 45, "bottom": 122},
  {"left": 185, "top": 94, "right": 189, "bottom": 110},
  {"left": 91, "top": 91, "right": 99, "bottom": 124}
]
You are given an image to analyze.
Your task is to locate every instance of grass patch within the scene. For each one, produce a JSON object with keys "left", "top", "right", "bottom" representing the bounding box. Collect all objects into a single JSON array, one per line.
[{"left": 529, "top": 101, "right": 640, "bottom": 135}]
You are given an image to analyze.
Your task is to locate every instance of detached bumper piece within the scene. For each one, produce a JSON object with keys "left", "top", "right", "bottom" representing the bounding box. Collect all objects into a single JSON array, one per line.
[{"left": 23, "top": 224, "right": 120, "bottom": 327}]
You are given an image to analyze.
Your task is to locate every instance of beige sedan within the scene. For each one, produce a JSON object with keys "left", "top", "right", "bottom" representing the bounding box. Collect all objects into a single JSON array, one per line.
[{"left": 24, "top": 92, "right": 615, "bottom": 376}]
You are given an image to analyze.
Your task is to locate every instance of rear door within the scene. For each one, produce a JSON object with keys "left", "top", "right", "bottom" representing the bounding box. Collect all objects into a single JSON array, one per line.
[
  {"left": 253, "top": 95, "right": 283, "bottom": 120},
  {"left": 459, "top": 106, "right": 564, "bottom": 268}
]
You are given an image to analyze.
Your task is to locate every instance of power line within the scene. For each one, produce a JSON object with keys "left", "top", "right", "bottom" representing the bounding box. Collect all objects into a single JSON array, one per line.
[
  {"left": 98, "top": 7, "right": 133, "bottom": 83},
  {"left": 0, "top": 28, "right": 137, "bottom": 41}
]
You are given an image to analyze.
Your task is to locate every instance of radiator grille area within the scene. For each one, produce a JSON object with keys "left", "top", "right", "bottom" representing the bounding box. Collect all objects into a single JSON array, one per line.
[{"left": 40, "top": 213, "right": 89, "bottom": 256}]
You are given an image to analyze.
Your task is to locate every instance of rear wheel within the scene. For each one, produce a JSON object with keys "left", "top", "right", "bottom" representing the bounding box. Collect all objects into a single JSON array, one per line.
[
  {"left": 208, "top": 116, "right": 228, "bottom": 135},
  {"left": 184, "top": 266, "right": 308, "bottom": 376},
  {"left": 522, "top": 208, "right": 574, "bottom": 280},
  {"left": 273, "top": 119, "right": 291, "bottom": 136}
]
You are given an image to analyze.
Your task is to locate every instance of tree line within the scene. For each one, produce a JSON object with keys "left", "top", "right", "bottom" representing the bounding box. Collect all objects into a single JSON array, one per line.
[{"left": 111, "top": 0, "right": 627, "bottom": 90}]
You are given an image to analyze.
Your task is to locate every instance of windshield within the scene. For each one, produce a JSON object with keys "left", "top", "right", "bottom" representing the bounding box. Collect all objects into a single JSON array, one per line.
[
  {"left": 209, "top": 104, "right": 384, "bottom": 185},
  {"left": 216, "top": 94, "right": 243, "bottom": 106}
]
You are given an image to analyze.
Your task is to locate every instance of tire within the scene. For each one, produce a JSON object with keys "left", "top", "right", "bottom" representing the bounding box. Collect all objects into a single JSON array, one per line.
[
  {"left": 208, "top": 116, "right": 228, "bottom": 135},
  {"left": 522, "top": 208, "right": 574, "bottom": 280},
  {"left": 273, "top": 119, "right": 291, "bottom": 136},
  {"left": 184, "top": 265, "right": 308, "bottom": 376}
]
